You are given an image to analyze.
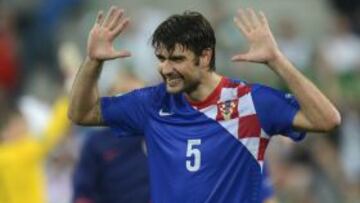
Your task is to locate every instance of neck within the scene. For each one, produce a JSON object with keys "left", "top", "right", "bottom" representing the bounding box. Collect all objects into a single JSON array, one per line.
[{"left": 186, "top": 71, "right": 222, "bottom": 102}]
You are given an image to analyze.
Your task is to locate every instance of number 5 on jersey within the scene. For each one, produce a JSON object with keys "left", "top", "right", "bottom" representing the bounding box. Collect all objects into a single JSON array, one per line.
[{"left": 186, "top": 139, "right": 201, "bottom": 172}]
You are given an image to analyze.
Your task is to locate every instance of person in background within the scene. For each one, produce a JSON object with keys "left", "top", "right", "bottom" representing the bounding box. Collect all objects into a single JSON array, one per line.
[
  {"left": 72, "top": 73, "right": 150, "bottom": 203},
  {"left": 0, "top": 95, "right": 70, "bottom": 203},
  {"left": 0, "top": 43, "right": 74, "bottom": 202}
]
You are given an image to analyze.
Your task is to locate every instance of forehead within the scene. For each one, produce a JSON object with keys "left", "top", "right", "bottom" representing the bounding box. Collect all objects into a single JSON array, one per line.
[{"left": 154, "top": 43, "right": 195, "bottom": 57}]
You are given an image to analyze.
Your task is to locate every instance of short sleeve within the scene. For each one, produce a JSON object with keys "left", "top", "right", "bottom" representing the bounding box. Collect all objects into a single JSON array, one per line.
[
  {"left": 101, "top": 88, "right": 151, "bottom": 137},
  {"left": 251, "top": 84, "right": 306, "bottom": 142}
]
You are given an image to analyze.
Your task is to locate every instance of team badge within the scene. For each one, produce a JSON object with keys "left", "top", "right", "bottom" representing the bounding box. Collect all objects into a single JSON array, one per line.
[{"left": 216, "top": 100, "right": 239, "bottom": 121}]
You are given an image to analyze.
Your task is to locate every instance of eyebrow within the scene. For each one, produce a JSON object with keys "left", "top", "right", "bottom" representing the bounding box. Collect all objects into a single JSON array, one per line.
[
  {"left": 169, "top": 55, "right": 186, "bottom": 60},
  {"left": 155, "top": 54, "right": 186, "bottom": 60},
  {"left": 156, "top": 54, "right": 165, "bottom": 60}
]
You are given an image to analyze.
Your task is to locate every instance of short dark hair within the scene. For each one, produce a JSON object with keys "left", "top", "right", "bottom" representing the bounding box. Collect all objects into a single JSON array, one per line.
[
  {"left": 151, "top": 11, "right": 216, "bottom": 71},
  {"left": 0, "top": 102, "right": 20, "bottom": 132}
]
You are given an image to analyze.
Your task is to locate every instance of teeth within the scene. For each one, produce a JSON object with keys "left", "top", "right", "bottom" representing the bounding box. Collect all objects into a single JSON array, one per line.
[
  {"left": 167, "top": 78, "right": 181, "bottom": 85},
  {"left": 167, "top": 78, "right": 181, "bottom": 81}
]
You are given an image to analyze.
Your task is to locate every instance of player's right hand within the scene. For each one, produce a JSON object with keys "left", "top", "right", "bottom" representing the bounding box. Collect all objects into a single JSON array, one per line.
[{"left": 87, "top": 6, "right": 131, "bottom": 62}]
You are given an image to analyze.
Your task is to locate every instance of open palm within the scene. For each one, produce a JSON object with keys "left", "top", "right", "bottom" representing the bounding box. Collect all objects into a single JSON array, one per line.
[
  {"left": 232, "top": 8, "right": 280, "bottom": 64},
  {"left": 87, "top": 6, "right": 131, "bottom": 61}
]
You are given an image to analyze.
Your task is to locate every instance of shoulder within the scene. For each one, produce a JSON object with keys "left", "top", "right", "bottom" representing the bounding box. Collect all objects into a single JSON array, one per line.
[
  {"left": 249, "top": 83, "right": 298, "bottom": 107},
  {"left": 102, "top": 83, "right": 166, "bottom": 108},
  {"left": 135, "top": 83, "right": 166, "bottom": 96},
  {"left": 225, "top": 78, "right": 277, "bottom": 93},
  {"left": 222, "top": 77, "right": 285, "bottom": 100},
  {"left": 250, "top": 83, "right": 281, "bottom": 95},
  {"left": 113, "top": 83, "right": 166, "bottom": 101}
]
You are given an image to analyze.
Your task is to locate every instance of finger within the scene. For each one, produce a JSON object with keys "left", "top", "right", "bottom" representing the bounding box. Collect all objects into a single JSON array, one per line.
[
  {"left": 111, "top": 18, "right": 130, "bottom": 38},
  {"left": 231, "top": 53, "right": 250, "bottom": 62},
  {"left": 234, "top": 17, "right": 250, "bottom": 37},
  {"left": 237, "top": 8, "right": 252, "bottom": 32},
  {"left": 247, "top": 8, "right": 260, "bottom": 29},
  {"left": 95, "top": 10, "right": 104, "bottom": 26},
  {"left": 258, "top": 10, "right": 270, "bottom": 28},
  {"left": 109, "top": 9, "right": 124, "bottom": 31},
  {"left": 111, "top": 50, "right": 131, "bottom": 59},
  {"left": 103, "top": 6, "right": 117, "bottom": 28}
]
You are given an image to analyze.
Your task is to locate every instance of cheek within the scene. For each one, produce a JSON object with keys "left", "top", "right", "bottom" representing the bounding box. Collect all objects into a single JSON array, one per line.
[
  {"left": 177, "top": 63, "right": 197, "bottom": 76},
  {"left": 186, "top": 66, "right": 201, "bottom": 80}
]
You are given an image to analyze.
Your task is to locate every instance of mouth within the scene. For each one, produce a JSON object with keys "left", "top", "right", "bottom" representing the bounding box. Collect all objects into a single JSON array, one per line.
[{"left": 166, "top": 77, "right": 183, "bottom": 87}]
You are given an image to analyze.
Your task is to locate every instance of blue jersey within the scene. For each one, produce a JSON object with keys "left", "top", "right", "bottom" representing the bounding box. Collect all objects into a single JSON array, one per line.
[
  {"left": 101, "top": 77, "right": 305, "bottom": 203},
  {"left": 73, "top": 129, "right": 150, "bottom": 203}
]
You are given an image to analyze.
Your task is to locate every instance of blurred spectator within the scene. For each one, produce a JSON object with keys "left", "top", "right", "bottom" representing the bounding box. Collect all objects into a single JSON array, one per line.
[
  {"left": 315, "top": 15, "right": 360, "bottom": 105},
  {"left": 47, "top": 135, "right": 78, "bottom": 203},
  {"left": 267, "top": 136, "right": 344, "bottom": 203},
  {"left": 0, "top": 6, "right": 20, "bottom": 97},
  {"left": 17, "top": 0, "right": 85, "bottom": 90},
  {"left": 72, "top": 70, "right": 150, "bottom": 203},
  {"left": 44, "top": 41, "right": 82, "bottom": 203},
  {"left": 0, "top": 95, "right": 70, "bottom": 203},
  {"left": 328, "top": 0, "right": 360, "bottom": 34},
  {"left": 310, "top": 13, "right": 360, "bottom": 202},
  {"left": 73, "top": 129, "right": 150, "bottom": 203},
  {"left": 0, "top": 39, "right": 79, "bottom": 203}
]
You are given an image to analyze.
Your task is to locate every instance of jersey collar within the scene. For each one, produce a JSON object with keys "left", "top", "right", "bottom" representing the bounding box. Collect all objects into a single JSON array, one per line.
[{"left": 187, "top": 76, "right": 228, "bottom": 109}]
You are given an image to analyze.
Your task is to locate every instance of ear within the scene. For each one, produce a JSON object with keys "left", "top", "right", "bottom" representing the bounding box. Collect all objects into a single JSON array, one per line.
[{"left": 199, "top": 48, "right": 212, "bottom": 69}]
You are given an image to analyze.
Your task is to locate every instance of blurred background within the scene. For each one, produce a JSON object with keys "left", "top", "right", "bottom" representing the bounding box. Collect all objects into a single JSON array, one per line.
[{"left": 0, "top": 0, "right": 359, "bottom": 202}]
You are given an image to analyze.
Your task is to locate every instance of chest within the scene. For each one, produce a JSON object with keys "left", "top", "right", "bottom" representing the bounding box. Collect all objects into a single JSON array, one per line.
[{"left": 144, "top": 97, "right": 269, "bottom": 173}]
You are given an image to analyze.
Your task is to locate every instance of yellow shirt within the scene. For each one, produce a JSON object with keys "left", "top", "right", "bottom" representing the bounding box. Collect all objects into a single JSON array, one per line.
[{"left": 0, "top": 97, "right": 70, "bottom": 203}]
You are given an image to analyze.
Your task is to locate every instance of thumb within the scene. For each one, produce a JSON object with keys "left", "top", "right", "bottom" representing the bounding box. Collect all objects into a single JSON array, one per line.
[
  {"left": 231, "top": 53, "right": 251, "bottom": 62},
  {"left": 111, "top": 50, "right": 131, "bottom": 59}
]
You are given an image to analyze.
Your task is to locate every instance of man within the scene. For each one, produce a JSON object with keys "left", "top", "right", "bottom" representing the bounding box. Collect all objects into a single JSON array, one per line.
[
  {"left": 0, "top": 97, "right": 69, "bottom": 203},
  {"left": 69, "top": 6, "right": 340, "bottom": 202},
  {"left": 73, "top": 128, "right": 150, "bottom": 203}
]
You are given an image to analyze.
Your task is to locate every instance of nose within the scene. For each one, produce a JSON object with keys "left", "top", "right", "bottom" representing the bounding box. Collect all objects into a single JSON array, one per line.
[{"left": 159, "top": 60, "right": 173, "bottom": 75}]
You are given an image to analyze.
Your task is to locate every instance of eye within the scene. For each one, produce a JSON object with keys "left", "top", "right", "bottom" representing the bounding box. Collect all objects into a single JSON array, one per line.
[
  {"left": 156, "top": 55, "right": 165, "bottom": 62},
  {"left": 171, "top": 57, "right": 185, "bottom": 63}
]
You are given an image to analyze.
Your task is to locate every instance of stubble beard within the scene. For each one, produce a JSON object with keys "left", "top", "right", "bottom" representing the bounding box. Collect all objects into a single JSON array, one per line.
[{"left": 165, "top": 77, "right": 201, "bottom": 95}]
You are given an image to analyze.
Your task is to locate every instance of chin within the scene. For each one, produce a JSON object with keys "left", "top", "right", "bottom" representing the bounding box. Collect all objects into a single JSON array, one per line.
[{"left": 166, "top": 84, "right": 184, "bottom": 94}]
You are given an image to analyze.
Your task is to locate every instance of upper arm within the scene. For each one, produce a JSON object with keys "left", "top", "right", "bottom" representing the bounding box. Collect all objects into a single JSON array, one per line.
[
  {"left": 76, "top": 100, "right": 105, "bottom": 126},
  {"left": 293, "top": 111, "right": 325, "bottom": 132},
  {"left": 100, "top": 88, "right": 153, "bottom": 137},
  {"left": 251, "top": 84, "right": 306, "bottom": 141},
  {"left": 68, "top": 99, "right": 105, "bottom": 126}
]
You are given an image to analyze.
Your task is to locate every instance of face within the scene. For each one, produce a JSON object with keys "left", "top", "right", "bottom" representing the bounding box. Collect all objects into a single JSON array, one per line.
[
  {"left": 155, "top": 44, "right": 203, "bottom": 94},
  {"left": 0, "top": 113, "right": 27, "bottom": 142}
]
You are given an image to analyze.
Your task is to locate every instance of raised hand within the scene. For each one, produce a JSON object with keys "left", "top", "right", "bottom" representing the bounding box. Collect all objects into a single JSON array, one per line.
[
  {"left": 87, "top": 6, "right": 131, "bottom": 61},
  {"left": 232, "top": 8, "right": 280, "bottom": 64}
]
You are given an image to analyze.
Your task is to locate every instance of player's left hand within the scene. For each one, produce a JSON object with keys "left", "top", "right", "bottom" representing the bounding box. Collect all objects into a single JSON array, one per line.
[{"left": 231, "top": 8, "right": 281, "bottom": 64}]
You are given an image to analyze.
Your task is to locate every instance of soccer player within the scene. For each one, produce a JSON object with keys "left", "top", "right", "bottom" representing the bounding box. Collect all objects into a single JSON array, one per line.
[{"left": 68, "top": 6, "right": 341, "bottom": 202}]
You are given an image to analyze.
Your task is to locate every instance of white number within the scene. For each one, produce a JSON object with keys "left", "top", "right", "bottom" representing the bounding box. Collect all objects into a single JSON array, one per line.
[{"left": 186, "top": 139, "right": 201, "bottom": 172}]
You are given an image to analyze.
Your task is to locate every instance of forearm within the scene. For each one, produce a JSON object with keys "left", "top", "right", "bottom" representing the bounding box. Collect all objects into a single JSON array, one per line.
[
  {"left": 68, "top": 57, "right": 103, "bottom": 125},
  {"left": 268, "top": 52, "right": 341, "bottom": 130}
]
